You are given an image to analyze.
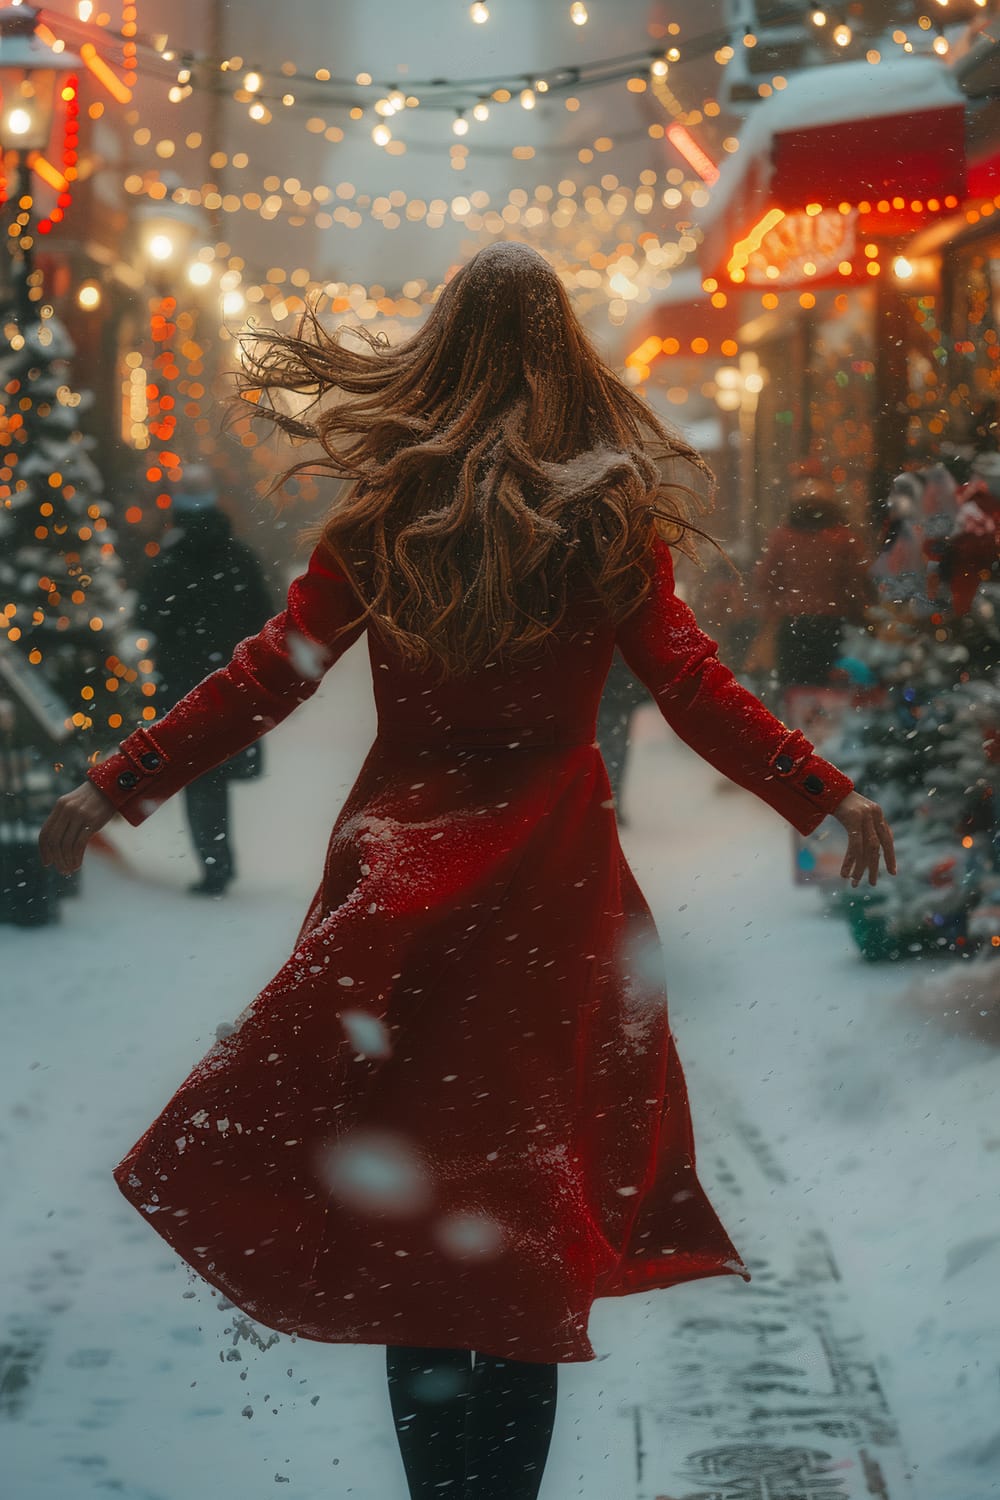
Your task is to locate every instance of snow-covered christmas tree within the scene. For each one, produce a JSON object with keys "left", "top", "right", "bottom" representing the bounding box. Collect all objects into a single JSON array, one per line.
[
  {"left": 823, "top": 592, "right": 1000, "bottom": 962},
  {"left": 0, "top": 306, "right": 147, "bottom": 923},
  {"left": 0, "top": 307, "right": 149, "bottom": 760}
]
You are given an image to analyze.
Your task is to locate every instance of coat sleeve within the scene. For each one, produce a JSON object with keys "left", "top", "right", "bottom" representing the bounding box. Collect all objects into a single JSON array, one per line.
[
  {"left": 615, "top": 540, "right": 854, "bottom": 836},
  {"left": 87, "top": 542, "right": 366, "bottom": 827}
]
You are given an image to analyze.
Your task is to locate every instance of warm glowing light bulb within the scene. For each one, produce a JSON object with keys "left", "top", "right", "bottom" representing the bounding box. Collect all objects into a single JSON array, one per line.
[
  {"left": 188, "top": 261, "right": 212, "bottom": 287},
  {"left": 77, "top": 0, "right": 93, "bottom": 18},
  {"left": 811, "top": 7, "right": 826, "bottom": 23},
  {"left": 244, "top": 71, "right": 262, "bottom": 92},
  {"left": 932, "top": 34, "right": 949, "bottom": 53},
  {"left": 248, "top": 101, "right": 266, "bottom": 120},
  {"left": 77, "top": 283, "right": 101, "bottom": 310},
  {"left": 651, "top": 56, "right": 669, "bottom": 77},
  {"left": 372, "top": 122, "right": 391, "bottom": 145},
  {"left": 222, "top": 289, "right": 246, "bottom": 317},
  {"left": 453, "top": 112, "right": 469, "bottom": 135},
  {"left": 570, "top": 1, "right": 588, "bottom": 23},
  {"left": 833, "top": 22, "right": 851, "bottom": 45},
  {"left": 893, "top": 256, "right": 914, "bottom": 280},
  {"left": 7, "top": 107, "right": 33, "bottom": 136},
  {"left": 148, "top": 233, "right": 174, "bottom": 262},
  {"left": 473, "top": 101, "right": 490, "bottom": 121},
  {"left": 470, "top": 1, "right": 489, "bottom": 20},
  {"left": 389, "top": 89, "right": 406, "bottom": 109},
  {"left": 520, "top": 87, "right": 535, "bottom": 109}
]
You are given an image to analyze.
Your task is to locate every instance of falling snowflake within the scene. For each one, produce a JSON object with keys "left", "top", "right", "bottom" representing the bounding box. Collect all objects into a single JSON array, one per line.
[{"left": 317, "top": 1129, "right": 433, "bottom": 1217}]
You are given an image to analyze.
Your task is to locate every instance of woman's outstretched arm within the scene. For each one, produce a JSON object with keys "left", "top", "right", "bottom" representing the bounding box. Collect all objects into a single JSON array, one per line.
[
  {"left": 616, "top": 539, "right": 895, "bottom": 883},
  {"left": 39, "top": 542, "right": 366, "bottom": 872}
]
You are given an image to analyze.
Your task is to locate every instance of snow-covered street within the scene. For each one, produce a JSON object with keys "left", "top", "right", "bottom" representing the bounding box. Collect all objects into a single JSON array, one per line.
[{"left": 4, "top": 635, "right": 999, "bottom": 1499}]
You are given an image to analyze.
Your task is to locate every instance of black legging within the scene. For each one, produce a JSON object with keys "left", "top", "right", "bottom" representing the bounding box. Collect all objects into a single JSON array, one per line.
[{"left": 385, "top": 1344, "right": 557, "bottom": 1499}]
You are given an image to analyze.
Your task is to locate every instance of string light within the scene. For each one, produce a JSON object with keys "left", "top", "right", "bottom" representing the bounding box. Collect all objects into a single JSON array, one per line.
[
  {"left": 570, "top": 2, "right": 588, "bottom": 23},
  {"left": 473, "top": 99, "right": 490, "bottom": 121},
  {"left": 372, "top": 122, "right": 391, "bottom": 146},
  {"left": 470, "top": 1, "right": 489, "bottom": 21},
  {"left": 833, "top": 22, "right": 852, "bottom": 45},
  {"left": 811, "top": 7, "right": 827, "bottom": 23},
  {"left": 520, "top": 86, "right": 535, "bottom": 109},
  {"left": 650, "top": 55, "right": 669, "bottom": 78},
  {"left": 452, "top": 110, "right": 469, "bottom": 135},
  {"left": 243, "top": 70, "right": 262, "bottom": 92},
  {"left": 147, "top": 233, "right": 174, "bottom": 262}
]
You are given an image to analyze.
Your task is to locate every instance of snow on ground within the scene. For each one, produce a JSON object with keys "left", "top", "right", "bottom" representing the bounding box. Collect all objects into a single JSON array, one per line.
[{"left": 3, "top": 641, "right": 999, "bottom": 1498}]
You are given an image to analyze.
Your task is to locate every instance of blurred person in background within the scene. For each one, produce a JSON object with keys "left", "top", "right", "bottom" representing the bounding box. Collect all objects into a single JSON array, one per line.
[
  {"left": 927, "top": 450, "right": 1000, "bottom": 617},
  {"left": 753, "top": 474, "right": 873, "bottom": 689},
  {"left": 40, "top": 245, "right": 894, "bottom": 1500},
  {"left": 136, "top": 463, "right": 274, "bottom": 895}
]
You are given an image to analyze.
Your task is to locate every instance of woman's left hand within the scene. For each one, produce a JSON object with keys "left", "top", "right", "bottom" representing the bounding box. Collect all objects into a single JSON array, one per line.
[
  {"left": 832, "top": 790, "right": 897, "bottom": 888},
  {"left": 38, "top": 780, "right": 116, "bottom": 876}
]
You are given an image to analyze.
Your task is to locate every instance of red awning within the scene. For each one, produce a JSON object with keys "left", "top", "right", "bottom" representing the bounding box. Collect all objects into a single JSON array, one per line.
[{"left": 701, "top": 57, "right": 967, "bottom": 289}]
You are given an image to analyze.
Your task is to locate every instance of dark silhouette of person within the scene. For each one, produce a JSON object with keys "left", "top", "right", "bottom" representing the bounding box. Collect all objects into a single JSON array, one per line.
[
  {"left": 136, "top": 465, "right": 274, "bottom": 894},
  {"left": 754, "top": 477, "right": 873, "bottom": 689}
]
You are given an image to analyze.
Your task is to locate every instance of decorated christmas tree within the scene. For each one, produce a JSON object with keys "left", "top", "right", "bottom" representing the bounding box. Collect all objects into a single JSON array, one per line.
[
  {"left": 822, "top": 592, "right": 1000, "bottom": 961},
  {"left": 0, "top": 308, "right": 150, "bottom": 755},
  {"left": 0, "top": 307, "right": 148, "bottom": 923}
]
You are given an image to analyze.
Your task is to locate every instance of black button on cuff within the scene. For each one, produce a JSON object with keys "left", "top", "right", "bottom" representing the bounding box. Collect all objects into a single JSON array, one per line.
[
  {"left": 803, "top": 773, "right": 825, "bottom": 794},
  {"left": 774, "top": 753, "right": 794, "bottom": 775},
  {"left": 140, "top": 751, "right": 162, "bottom": 770},
  {"left": 117, "top": 770, "right": 138, "bottom": 789}
]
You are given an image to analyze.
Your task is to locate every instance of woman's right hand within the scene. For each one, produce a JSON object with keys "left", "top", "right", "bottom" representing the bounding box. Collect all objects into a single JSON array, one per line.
[
  {"left": 832, "top": 790, "right": 896, "bottom": 888},
  {"left": 38, "top": 780, "right": 116, "bottom": 876}
]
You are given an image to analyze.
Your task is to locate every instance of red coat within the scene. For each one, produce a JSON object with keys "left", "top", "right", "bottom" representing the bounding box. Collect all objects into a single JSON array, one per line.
[{"left": 89, "top": 537, "right": 853, "bottom": 1364}]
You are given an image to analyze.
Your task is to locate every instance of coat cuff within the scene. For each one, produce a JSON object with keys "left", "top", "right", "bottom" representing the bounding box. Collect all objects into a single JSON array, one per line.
[
  {"left": 86, "top": 726, "right": 173, "bottom": 828},
  {"left": 763, "top": 728, "right": 854, "bottom": 837}
]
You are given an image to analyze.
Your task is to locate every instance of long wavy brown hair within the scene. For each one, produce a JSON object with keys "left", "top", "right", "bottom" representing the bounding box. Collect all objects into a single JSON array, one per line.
[{"left": 235, "top": 240, "right": 718, "bottom": 677}]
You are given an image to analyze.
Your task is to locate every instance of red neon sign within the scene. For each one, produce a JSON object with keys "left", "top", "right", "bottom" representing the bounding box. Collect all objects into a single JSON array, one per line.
[{"left": 666, "top": 124, "right": 719, "bottom": 186}]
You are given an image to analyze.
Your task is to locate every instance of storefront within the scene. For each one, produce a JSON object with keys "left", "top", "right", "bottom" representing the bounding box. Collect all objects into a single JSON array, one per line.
[{"left": 681, "top": 54, "right": 969, "bottom": 547}]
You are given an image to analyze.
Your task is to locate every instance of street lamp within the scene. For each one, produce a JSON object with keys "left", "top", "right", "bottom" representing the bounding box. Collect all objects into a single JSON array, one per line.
[
  {"left": 129, "top": 193, "right": 209, "bottom": 479},
  {"left": 0, "top": 5, "right": 79, "bottom": 322},
  {"left": 134, "top": 195, "right": 205, "bottom": 293}
]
